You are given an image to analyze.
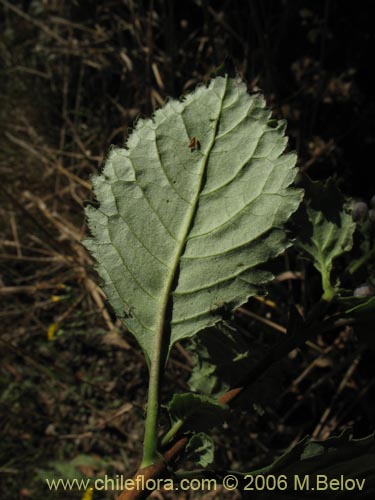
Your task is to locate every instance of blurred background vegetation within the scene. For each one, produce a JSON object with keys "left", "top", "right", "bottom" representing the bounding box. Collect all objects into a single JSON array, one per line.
[{"left": 1, "top": 1, "right": 375, "bottom": 499}]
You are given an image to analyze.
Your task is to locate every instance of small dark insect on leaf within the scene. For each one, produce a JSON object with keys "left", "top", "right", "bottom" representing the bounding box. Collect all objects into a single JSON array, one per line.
[{"left": 189, "top": 136, "right": 201, "bottom": 152}]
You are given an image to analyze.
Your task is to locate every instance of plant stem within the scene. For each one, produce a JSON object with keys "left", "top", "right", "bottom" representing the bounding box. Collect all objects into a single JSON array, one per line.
[
  {"left": 321, "top": 268, "right": 335, "bottom": 302},
  {"left": 141, "top": 81, "right": 226, "bottom": 468},
  {"left": 141, "top": 359, "right": 161, "bottom": 467},
  {"left": 161, "top": 419, "right": 184, "bottom": 447}
]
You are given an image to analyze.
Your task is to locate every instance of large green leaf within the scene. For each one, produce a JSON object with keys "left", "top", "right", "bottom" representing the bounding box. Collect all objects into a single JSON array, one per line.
[
  {"left": 84, "top": 76, "right": 302, "bottom": 362},
  {"left": 295, "top": 176, "right": 355, "bottom": 301}
]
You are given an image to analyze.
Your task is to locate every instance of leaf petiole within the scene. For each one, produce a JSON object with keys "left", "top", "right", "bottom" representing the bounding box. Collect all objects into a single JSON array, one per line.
[{"left": 161, "top": 419, "right": 184, "bottom": 447}]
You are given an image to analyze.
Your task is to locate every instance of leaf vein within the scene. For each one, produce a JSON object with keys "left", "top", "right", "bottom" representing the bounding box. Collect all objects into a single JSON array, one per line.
[{"left": 154, "top": 132, "right": 192, "bottom": 204}]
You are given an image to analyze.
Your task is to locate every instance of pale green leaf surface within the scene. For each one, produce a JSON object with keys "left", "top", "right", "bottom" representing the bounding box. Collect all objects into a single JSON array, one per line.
[
  {"left": 84, "top": 76, "right": 302, "bottom": 361},
  {"left": 295, "top": 176, "right": 355, "bottom": 299}
]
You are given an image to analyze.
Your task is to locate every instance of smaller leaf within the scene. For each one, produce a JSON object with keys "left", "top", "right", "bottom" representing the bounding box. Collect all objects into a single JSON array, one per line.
[
  {"left": 188, "top": 323, "right": 287, "bottom": 410},
  {"left": 294, "top": 176, "right": 355, "bottom": 300},
  {"left": 188, "top": 324, "right": 252, "bottom": 397},
  {"left": 167, "top": 393, "right": 227, "bottom": 432},
  {"left": 185, "top": 433, "right": 215, "bottom": 467}
]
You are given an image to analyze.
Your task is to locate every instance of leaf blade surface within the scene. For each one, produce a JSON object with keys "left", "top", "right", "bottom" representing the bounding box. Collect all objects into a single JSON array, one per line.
[{"left": 85, "top": 76, "right": 302, "bottom": 360}]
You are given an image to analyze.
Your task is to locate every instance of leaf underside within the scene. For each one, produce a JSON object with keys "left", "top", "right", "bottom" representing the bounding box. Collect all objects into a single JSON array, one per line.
[{"left": 84, "top": 76, "right": 302, "bottom": 362}]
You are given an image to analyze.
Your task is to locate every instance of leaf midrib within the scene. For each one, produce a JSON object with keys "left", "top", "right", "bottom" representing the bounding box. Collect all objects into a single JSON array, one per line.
[
  {"left": 151, "top": 77, "right": 228, "bottom": 364},
  {"left": 142, "top": 78, "right": 227, "bottom": 465}
]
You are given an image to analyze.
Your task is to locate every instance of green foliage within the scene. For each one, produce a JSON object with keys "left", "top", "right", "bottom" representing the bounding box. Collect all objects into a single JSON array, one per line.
[
  {"left": 3, "top": 2, "right": 375, "bottom": 498},
  {"left": 188, "top": 323, "right": 286, "bottom": 412},
  {"left": 186, "top": 432, "right": 215, "bottom": 467},
  {"left": 84, "top": 75, "right": 302, "bottom": 362},
  {"left": 185, "top": 433, "right": 215, "bottom": 467},
  {"left": 82, "top": 72, "right": 373, "bottom": 491},
  {"left": 242, "top": 429, "right": 375, "bottom": 498},
  {"left": 295, "top": 176, "right": 355, "bottom": 300},
  {"left": 167, "top": 393, "right": 227, "bottom": 432},
  {"left": 188, "top": 324, "right": 252, "bottom": 397}
]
